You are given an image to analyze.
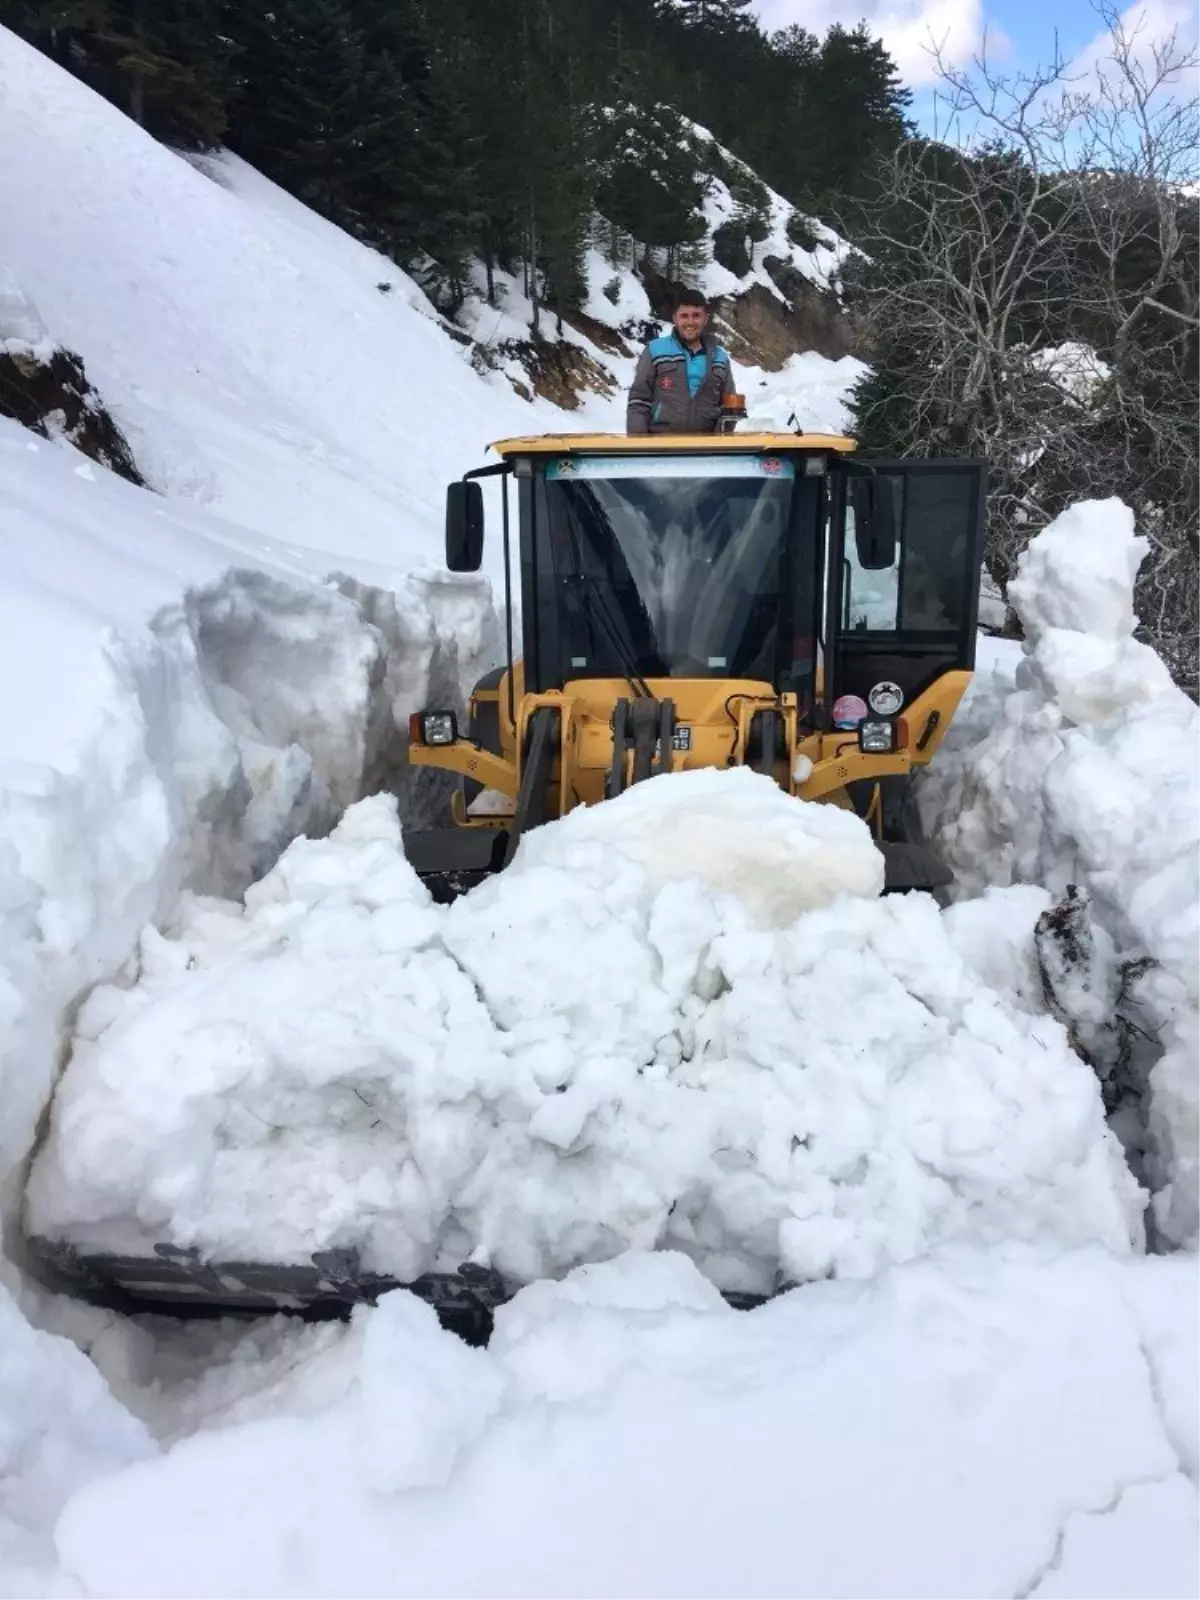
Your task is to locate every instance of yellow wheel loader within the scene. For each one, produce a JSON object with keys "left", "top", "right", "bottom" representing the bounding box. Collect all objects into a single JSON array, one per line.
[
  {"left": 28, "top": 430, "right": 987, "bottom": 1333},
  {"left": 402, "top": 430, "right": 986, "bottom": 900}
]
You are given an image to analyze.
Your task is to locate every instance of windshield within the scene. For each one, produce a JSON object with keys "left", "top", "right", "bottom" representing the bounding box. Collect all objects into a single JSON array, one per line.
[{"left": 543, "top": 454, "right": 796, "bottom": 680}]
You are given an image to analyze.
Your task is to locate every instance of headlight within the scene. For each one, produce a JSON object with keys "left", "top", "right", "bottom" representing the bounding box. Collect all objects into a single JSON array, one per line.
[
  {"left": 868, "top": 680, "right": 904, "bottom": 716},
  {"left": 410, "top": 710, "right": 458, "bottom": 746},
  {"left": 859, "top": 718, "right": 895, "bottom": 753}
]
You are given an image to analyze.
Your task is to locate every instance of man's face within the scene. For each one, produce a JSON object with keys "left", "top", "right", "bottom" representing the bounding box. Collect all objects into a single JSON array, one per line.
[{"left": 673, "top": 304, "right": 708, "bottom": 342}]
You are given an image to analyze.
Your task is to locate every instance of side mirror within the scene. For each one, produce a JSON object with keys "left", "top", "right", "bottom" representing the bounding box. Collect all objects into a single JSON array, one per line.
[
  {"left": 445, "top": 480, "right": 484, "bottom": 572},
  {"left": 850, "top": 476, "right": 897, "bottom": 571}
]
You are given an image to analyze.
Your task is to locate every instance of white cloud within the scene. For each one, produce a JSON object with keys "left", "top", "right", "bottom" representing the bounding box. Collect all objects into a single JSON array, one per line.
[
  {"left": 749, "top": 0, "right": 988, "bottom": 84},
  {"left": 1070, "top": 0, "right": 1199, "bottom": 84}
]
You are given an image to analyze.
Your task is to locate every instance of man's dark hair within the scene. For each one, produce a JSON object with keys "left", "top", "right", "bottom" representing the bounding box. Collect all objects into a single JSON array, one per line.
[{"left": 675, "top": 288, "right": 708, "bottom": 310}]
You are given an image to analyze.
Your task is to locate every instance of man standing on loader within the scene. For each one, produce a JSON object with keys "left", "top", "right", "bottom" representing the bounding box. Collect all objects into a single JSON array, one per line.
[{"left": 627, "top": 289, "right": 736, "bottom": 434}]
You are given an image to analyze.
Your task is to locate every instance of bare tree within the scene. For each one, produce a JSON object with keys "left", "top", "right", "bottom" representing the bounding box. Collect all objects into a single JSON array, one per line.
[{"left": 848, "top": 6, "right": 1198, "bottom": 688}]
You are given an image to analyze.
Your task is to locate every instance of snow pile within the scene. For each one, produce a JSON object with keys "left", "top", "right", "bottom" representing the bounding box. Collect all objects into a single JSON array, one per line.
[
  {"left": 923, "top": 499, "right": 1200, "bottom": 1247},
  {"left": 1029, "top": 340, "right": 1112, "bottom": 404},
  {"left": 0, "top": 269, "right": 53, "bottom": 360},
  {"left": 29, "top": 769, "right": 1141, "bottom": 1294},
  {"left": 0, "top": 419, "right": 497, "bottom": 1237},
  {"left": 0, "top": 1281, "right": 155, "bottom": 1592},
  {"left": 44, "top": 1249, "right": 1200, "bottom": 1600}
]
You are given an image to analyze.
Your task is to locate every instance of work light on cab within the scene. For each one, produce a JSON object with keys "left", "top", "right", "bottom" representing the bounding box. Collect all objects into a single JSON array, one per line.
[
  {"left": 858, "top": 718, "right": 894, "bottom": 753},
  {"left": 409, "top": 710, "right": 458, "bottom": 746},
  {"left": 858, "top": 717, "right": 909, "bottom": 754}
]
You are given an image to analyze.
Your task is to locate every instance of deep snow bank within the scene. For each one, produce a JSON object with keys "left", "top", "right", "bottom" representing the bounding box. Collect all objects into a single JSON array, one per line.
[
  {"left": 1, "top": 9, "right": 535, "bottom": 1250},
  {"left": 0, "top": 1281, "right": 155, "bottom": 1593},
  {"left": 922, "top": 500, "right": 1199, "bottom": 1248},
  {"left": 28, "top": 771, "right": 1141, "bottom": 1295},
  {"left": 0, "top": 420, "right": 497, "bottom": 1249},
  {"left": 42, "top": 1249, "right": 1200, "bottom": 1600}
]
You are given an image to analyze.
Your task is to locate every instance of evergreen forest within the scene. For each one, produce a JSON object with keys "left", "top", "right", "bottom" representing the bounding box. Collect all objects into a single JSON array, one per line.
[{"left": 0, "top": 0, "right": 911, "bottom": 316}]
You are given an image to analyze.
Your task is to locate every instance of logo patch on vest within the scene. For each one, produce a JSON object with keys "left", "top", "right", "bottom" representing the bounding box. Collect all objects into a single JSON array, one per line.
[{"left": 659, "top": 374, "right": 676, "bottom": 390}]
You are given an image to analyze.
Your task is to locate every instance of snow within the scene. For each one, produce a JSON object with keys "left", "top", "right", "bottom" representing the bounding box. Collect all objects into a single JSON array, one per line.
[
  {"left": 0, "top": 1281, "right": 155, "bottom": 1595},
  {"left": 28, "top": 772, "right": 1142, "bottom": 1296},
  {"left": 0, "top": 271, "right": 55, "bottom": 361},
  {"left": 1028, "top": 341, "right": 1113, "bottom": 404},
  {"left": 41, "top": 1249, "right": 1200, "bottom": 1600},
  {"left": 0, "top": 21, "right": 1196, "bottom": 1600},
  {"left": 0, "top": 19, "right": 520, "bottom": 1227},
  {"left": 0, "top": 30, "right": 540, "bottom": 573},
  {"left": 922, "top": 499, "right": 1200, "bottom": 1248},
  {"left": 580, "top": 246, "right": 653, "bottom": 327},
  {"left": 0, "top": 32, "right": 532, "bottom": 1572},
  {"left": 0, "top": 420, "right": 498, "bottom": 1232},
  {"left": 680, "top": 119, "right": 850, "bottom": 300}
]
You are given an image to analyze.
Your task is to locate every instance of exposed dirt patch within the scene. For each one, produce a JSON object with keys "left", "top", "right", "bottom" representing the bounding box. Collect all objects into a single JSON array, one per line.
[
  {"left": 500, "top": 337, "right": 617, "bottom": 411},
  {"left": 559, "top": 305, "right": 634, "bottom": 359},
  {"left": 621, "top": 259, "right": 856, "bottom": 369},
  {"left": 711, "top": 273, "right": 855, "bottom": 370},
  {"left": 0, "top": 345, "right": 144, "bottom": 484}
]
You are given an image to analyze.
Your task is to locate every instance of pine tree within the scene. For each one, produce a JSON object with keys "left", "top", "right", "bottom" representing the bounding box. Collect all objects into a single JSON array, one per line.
[
  {"left": 107, "top": 0, "right": 231, "bottom": 147},
  {"left": 224, "top": 0, "right": 376, "bottom": 233},
  {"left": 345, "top": 0, "right": 482, "bottom": 301},
  {"left": 790, "top": 25, "right": 912, "bottom": 225},
  {"left": 663, "top": 0, "right": 754, "bottom": 39},
  {"left": 596, "top": 99, "right": 709, "bottom": 268},
  {"left": 7, "top": 0, "right": 920, "bottom": 319},
  {"left": 4, "top": 0, "right": 230, "bottom": 146}
]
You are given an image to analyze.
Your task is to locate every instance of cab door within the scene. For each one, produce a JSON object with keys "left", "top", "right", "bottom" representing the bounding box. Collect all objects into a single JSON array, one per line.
[{"left": 827, "top": 459, "right": 987, "bottom": 715}]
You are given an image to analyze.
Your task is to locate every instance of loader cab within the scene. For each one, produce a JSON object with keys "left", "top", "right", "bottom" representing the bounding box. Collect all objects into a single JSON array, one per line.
[
  {"left": 413, "top": 431, "right": 985, "bottom": 899},
  {"left": 443, "top": 434, "right": 985, "bottom": 727}
]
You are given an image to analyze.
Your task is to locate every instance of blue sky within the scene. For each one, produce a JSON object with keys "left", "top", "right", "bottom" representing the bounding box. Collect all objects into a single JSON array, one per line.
[
  {"left": 749, "top": 0, "right": 1197, "bottom": 133},
  {"left": 752, "top": 1, "right": 1184, "bottom": 87}
]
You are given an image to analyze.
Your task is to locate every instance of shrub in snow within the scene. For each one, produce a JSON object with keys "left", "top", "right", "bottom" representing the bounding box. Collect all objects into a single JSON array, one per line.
[
  {"left": 922, "top": 498, "right": 1199, "bottom": 1249},
  {"left": 785, "top": 210, "right": 821, "bottom": 252},
  {"left": 28, "top": 770, "right": 1142, "bottom": 1296},
  {"left": 713, "top": 219, "right": 752, "bottom": 277}
]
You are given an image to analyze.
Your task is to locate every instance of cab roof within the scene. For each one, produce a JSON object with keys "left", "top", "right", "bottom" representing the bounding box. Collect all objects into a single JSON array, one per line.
[{"left": 489, "top": 431, "right": 857, "bottom": 457}]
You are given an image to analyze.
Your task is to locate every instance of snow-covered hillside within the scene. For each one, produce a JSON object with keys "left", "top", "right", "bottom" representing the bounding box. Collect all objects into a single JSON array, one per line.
[
  {"left": 454, "top": 118, "right": 864, "bottom": 431},
  {"left": 0, "top": 20, "right": 1196, "bottom": 1600}
]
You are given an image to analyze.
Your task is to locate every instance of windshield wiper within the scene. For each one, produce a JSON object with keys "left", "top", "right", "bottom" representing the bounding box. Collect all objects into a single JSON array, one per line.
[
  {"left": 560, "top": 504, "right": 655, "bottom": 698},
  {"left": 563, "top": 572, "right": 654, "bottom": 699}
]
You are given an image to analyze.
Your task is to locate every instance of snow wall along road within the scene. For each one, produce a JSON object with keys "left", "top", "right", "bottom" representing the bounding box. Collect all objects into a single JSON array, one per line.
[{"left": 923, "top": 498, "right": 1199, "bottom": 1251}]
